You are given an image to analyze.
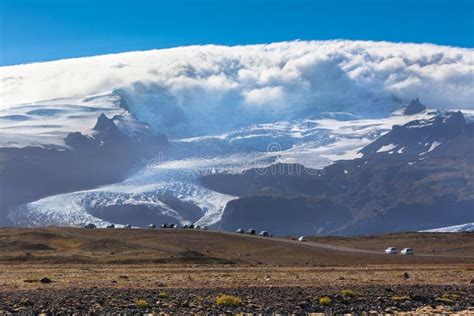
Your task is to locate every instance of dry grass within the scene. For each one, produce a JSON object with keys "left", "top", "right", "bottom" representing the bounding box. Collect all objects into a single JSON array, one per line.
[
  {"left": 0, "top": 228, "right": 473, "bottom": 292},
  {"left": 1, "top": 227, "right": 472, "bottom": 267},
  {"left": 2, "top": 263, "right": 472, "bottom": 291}
]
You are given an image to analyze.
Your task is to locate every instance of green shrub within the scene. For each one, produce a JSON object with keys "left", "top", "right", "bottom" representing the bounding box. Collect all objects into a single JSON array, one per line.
[
  {"left": 441, "top": 293, "right": 460, "bottom": 300},
  {"left": 135, "top": 299, "right": 149, "bottom": 309},
  {"left": 319, "top": 296, "right": 332, "bottom": 306},
  {"left": 158, "top": 291, "right": 168, "bottom": 299},
  {"left": 436, "top": 297, "right": 454, "bottom": 304},
  {"left": 216, "top": 294, "right": 242, "bottom": 307},
  {"left": 436, "top": 293, "right": 460, "bottom": 304},
  {"left": 341, "top": 289, "right": 355, "bottom": 297}
]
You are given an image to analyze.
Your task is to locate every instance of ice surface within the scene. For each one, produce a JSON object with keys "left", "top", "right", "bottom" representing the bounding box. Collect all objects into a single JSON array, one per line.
[
  {"left": 422, "top": 223, "right": 474, "bottom": 232},
  {"left": 0, "top": 94, "right": 127, "bottom": 147},
  {"left": 10, "top": 110, "right": 441, "bottom": 227}
]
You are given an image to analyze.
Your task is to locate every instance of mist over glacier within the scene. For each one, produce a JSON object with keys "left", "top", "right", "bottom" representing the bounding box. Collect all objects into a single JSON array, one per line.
[{"left": 1, "top": 40, "right": 473, "bottom": 137}]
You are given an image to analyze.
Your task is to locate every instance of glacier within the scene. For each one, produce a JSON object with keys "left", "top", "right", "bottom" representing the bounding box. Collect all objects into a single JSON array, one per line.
[
  {"left": 7, "top": 108, "right": 439, "bottom": 227},
  {"left": 1, "top": 40, "right": 473, "bottom": 227}
]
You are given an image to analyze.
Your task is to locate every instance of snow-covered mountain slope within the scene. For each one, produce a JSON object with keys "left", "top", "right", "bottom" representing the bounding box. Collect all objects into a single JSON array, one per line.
[
  {"left": 202, "top": 110, "right": 474, "bottom": 235},
  {"left": 9, "top": 110, "right": 439, "bottom": 227},
  {"left": 0, "top": 94, "right": 130, "bottom": 147},
  {"left": 422, "top": 223, "right": 474, "bottom": 232},
  {"left": 0, "top": 92, "right": 162, "bottom": 148},
  {"left": 2, "top": 40, "right": 473, "bottom": 140},
  {"left": 2, "top": 40, "right": 473, "bottom": 228}
]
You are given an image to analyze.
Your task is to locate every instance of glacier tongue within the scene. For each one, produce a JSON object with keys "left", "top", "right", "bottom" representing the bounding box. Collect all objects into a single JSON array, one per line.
[{"left": 10, "top": 155, "right": 240, "bottom": 227}]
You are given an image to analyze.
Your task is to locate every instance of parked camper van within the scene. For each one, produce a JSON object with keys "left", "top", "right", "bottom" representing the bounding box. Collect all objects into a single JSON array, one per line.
[
  {"left": 385, "top": 247, "right": 397, "bottom": 254},
  {"left": 400, "top": 248, "right": 414, "bottom": 255}
]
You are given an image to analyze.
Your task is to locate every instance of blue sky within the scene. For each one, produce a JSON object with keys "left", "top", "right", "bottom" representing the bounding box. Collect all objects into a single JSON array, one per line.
[{"left": 1, "top": 0, "right": 473, "bottom": 66}]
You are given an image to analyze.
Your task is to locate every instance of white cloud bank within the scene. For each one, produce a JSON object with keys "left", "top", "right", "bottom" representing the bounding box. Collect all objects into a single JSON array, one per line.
[{"left": 1, "top": 40, "right": 473, "bottom": 134}]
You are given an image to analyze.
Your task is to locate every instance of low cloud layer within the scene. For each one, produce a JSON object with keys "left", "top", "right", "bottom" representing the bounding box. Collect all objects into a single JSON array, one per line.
[{"left": 1, "top": 40, "right": 473, "bottom": 134}]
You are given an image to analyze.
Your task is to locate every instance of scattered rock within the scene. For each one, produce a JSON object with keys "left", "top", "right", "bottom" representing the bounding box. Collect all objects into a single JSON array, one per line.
[
  {"left": 0, "top": 285, "right": 472, "bottom": 313},
  {"left": 39, "top": 277, "right": 52, "bottom": 284}
]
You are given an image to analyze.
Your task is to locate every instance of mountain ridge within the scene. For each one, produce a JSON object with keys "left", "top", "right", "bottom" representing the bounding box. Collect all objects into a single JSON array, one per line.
[{"left": 201, "top": 109, "right": 474, "bottom": 235}]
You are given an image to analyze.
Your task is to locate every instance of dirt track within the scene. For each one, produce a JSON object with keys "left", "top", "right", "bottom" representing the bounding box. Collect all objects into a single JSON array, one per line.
[
  {"left": 217, "top": 230, "right": 474, "bottom": 258},
  {"left": 1, "top": 227, "right": 473, "bottom": 266}
]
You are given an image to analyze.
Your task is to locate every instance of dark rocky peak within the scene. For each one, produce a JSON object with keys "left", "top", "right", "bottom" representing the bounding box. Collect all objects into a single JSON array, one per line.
[
  {"left": 403, "top": 98, "right": 426, "bottom": 115},
  {"left": 93, "top": 113, "right": 120, "bottom": 133},
  {"left": 399, "top": 111, "right": 466, "bottom": 140},
  {"left": 66, "top": 113, "right": 168, "bottom": 152},
  {"left": 66, "top": 114, "right": 127, "bottom": 150},
  {"left": 360, "top": 111, "right": 466, "bottom": 157},
  {"left": 92, "top": 113, "right": 130, "bottom": 146}
]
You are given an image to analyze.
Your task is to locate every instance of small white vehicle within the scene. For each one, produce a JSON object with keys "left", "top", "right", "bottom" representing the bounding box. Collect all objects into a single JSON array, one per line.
[
  {"left": 298, "top": 236, "right": 307, "bottom": 242},
  {"left": 123, "top": 224, "right": 132, "bottom": 229},
  {"left": 259, "top": 230, "right": 269, "bottom": 237},
  {"left": 385, "top": 247, "right": 397, "bottom": 254},
  {"left": 147, "top": 224, "right": 156, "bottom": 229},
  {"left": 236, "top": 228, "right": 245, "bottom": 233},
  {"left": 400, "top": 248, "right": 414, "bottom": 255}
]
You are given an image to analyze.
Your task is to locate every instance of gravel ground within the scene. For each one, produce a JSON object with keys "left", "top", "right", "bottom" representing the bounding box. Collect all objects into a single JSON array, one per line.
[{"left": 0, "top": 285, "right": 472, "bottom": 314}]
